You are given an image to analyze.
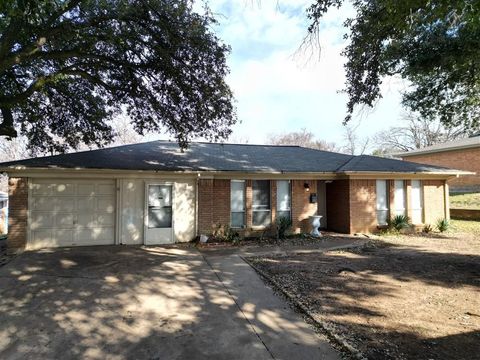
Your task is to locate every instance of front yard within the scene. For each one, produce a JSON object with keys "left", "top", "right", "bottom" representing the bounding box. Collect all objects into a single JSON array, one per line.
[{"left": 249, "top": 220, "right": 480, "bottom": 360}]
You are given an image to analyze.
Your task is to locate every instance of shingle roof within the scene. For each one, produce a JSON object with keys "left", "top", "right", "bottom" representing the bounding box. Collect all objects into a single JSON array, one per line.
[
  {"left": 0, "top": 140, "right": 465, "bottom": 174},
  {"left": 337, "top": 155, "right": 460, "bottom": 173},
  {"left": 396, "top": 134, "right": 480, "bottom": 157}
]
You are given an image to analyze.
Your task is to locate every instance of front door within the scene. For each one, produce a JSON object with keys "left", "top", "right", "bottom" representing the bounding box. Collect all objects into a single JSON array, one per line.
[{"left": 145, "top": 184, "right": 174, "bottom": 245}]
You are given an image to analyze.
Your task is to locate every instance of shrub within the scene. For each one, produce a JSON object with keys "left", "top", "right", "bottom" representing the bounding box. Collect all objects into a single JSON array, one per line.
[
  {"left": 276, "top": 216, "right": 292, "bottom": 240},
  {"left": 388, "top": 215, "right": 411, "bottom": 231},
  {"left": 436, "top": 218, "right": 450, "bottom": 233},
  {"left": 422, "top": 224, "right": 433, "bottom": 234},
  {"left": 212, "top": 224, "right": 240, "bottom": 243}
]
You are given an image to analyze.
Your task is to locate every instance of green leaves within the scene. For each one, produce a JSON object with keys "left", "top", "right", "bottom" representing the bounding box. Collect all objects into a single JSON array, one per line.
[
  {"left": 0, "top": 0, "right": 236, "bottom": 153},
  {"left": 308, "top": 0, "right": 480, "bottom": 130}
]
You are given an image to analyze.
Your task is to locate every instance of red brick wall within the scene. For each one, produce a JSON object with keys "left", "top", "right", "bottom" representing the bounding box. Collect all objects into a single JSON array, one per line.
[
  {"left": 402, "top": 148, "right": 480, "bottom": 191},
  {"left": 197, "top": 179, "right": 213, "bottom": 234},
  {"left": 211, "top": 179, "right": 230, "bottom": 226},
  {"left": 197, "top": 179, "right": 319, "bottom": 236},
  {"left": 291, "top": 180, "right": 318, "bottom": 233},
  {"left": 8, "top": 178, "right": 28, "bottom": 251},
  {"left": 197, "top": 179, "right": 230, "bottom": 234},
  {"left": 349, "top": 179, "right": 377, "bottom": 233},
  {"left": 326, "top": 180, "right": 350, "bottom": 233}
]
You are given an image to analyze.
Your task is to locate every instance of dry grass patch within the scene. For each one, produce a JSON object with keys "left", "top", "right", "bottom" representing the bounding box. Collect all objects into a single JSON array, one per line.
[{"left": 250, "top": 229, "right": 480, "bottom": 360}]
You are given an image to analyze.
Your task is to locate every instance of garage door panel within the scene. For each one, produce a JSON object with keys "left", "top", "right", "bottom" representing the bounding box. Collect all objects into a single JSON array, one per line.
[
  {"left": 54, "top": 229, "right": 74, "bottom": 244},
  {"left": 97, "top": 198, "right": 115, "bottom": 213},
  {"left": 30, "top": 212, "right": 55, "bottom": 229},
  {"left": 56, "top": 197, "right": 75, "bottom": 211},
  {"left": 29, "top": 180, "right": 116, "bottom": 248},
  {"left": 77, "top": 197, "right": 95, "bottom": 211},
  {"left": 32, "top": 229, "right": 54, "bottom": 245},
  {"left": 32, "top": 197, "right": 55, "bottom": 211},
  {"left": 96, "top": 213, "right": 115, "bottom": 227},
  {"left": 77, "top": 213, "right": 94, "bottom": 227},
  {"left": 31, "top": 183, "right": 52, "bottom": 196},
  {"left": 78, "top": 184, "right": 95, "bottom": 196},
  {"left": 77, "top": 227, "right": 114, "bottom": 242},
  {"left": 53, "top": 183, "right": 75, "bottom": 195},
  {"left": 56, "top": 213, "right": 74, "bottom": 228},
  {"left": 98, "top": 184, "right": 115, "bottom": 195}
]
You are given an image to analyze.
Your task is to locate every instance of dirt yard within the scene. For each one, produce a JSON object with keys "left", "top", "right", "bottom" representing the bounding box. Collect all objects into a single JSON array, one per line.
[{"left": 250, "top": 223, "right": 480, "bottom": 360}]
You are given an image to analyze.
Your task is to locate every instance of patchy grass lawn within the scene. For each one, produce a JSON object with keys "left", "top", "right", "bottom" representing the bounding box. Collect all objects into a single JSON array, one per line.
[
  {"left": 450, "top": 192, "right": 480, "bottom": 209},
  {"left": 250, "top": 226, "right": 480, "bottom": 360}
]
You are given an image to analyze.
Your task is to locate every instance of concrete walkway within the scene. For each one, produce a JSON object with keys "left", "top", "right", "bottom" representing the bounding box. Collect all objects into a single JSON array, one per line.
[{"left": 202, "top": 251, "right": 342, "bottom": 360}]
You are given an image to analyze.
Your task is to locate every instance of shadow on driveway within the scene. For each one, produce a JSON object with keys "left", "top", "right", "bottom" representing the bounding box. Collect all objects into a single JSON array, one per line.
[{"left": 0, "top": 246, "right": 340, "bottom": 360}]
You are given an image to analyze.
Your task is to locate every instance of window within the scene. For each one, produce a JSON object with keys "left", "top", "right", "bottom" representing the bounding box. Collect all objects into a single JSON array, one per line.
[
  {"left": 411, "top": 180, "right": 423, "bottom": 224},
  {"left": 230, "top": 180, "right": 245, "bottom": 228},
  {"left": 252, "top": 180, "right": 271, "bottom": 227},
  {"left": 376, "top": 180, "right": 389, "bottom": 225},
  {"left": 393, "top": 180, "right": 406, "bottom": 216},
  {"left": 276, "top": 180, "right": 291, "bottom": 220}
]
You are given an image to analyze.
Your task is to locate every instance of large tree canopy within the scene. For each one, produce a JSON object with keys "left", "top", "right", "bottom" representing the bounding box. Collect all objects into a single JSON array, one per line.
[
  {"left": 307, "top": 0, "right": 480, "bottom": 130},
  {"left": 0, "top": 0, "right": 235, "bottom": 152}
]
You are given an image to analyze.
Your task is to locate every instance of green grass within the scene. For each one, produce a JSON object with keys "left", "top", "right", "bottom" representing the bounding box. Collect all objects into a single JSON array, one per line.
[
  {"left": 450, "top": 192, "right": 480, "bottom": 209},
  {"left": 450, "top": 219, "right": 480, "bottom": 235}
]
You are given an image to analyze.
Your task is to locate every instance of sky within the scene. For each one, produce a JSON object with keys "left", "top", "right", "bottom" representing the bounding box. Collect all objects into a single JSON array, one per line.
[{"left": 195, "top": 0, "right": 409, "bottom": 151}]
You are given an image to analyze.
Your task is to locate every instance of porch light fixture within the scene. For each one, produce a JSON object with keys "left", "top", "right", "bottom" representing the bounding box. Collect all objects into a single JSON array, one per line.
[{"left": 304, "top": 182, "right": 310, "bottom": 192}]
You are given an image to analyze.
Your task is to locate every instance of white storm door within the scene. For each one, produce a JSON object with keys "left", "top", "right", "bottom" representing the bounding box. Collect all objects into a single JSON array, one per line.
[{"left": 145, "top": 184, "right": 174, "bottom": 245}]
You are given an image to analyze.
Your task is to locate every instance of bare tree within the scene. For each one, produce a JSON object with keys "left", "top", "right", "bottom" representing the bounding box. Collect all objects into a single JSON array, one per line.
[
  {"left": 267, "top": 128, "right": 339, "bottom": 152},
  {"left": 341, "top": 123, "right": 369, "bottom": 155},
  {"left": 372, "top": 113, "right": 470, "bottom": 155},
  {"left": 109, "top": 116, "right": 144, "bottom": 146}
]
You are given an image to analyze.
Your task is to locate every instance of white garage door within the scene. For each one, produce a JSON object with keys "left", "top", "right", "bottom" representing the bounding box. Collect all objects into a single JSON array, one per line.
[{"left": 29, "top": 179, "right": 116, "bottom": 249}]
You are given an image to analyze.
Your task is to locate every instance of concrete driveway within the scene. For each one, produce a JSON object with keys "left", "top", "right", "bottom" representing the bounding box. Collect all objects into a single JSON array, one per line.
[{"left": 0, "top": 246, "right": 339, "bottom": 360}]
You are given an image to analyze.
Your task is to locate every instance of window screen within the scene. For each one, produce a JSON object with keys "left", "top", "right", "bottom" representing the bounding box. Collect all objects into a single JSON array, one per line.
[
  {"left": 376, "top": 180, "right": 389, "bottom": 225},
  {"left": 252, "top": 180, "right": 271, "bottom": 226},
  {"left": 230, "top": 180, "right": 245, "bottom": 228}
]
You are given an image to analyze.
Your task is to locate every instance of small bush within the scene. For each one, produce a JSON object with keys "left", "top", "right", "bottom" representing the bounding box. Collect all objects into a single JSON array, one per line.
[
  {"left": 276, "top": 216, "right": 292, "bottom": 240},
  {"left": 388, "top": 215, "right": 411, "bottom": 231},
  {"left": 211, "top": 224, "right": 240, "bottom": 243},
  {"left": 436, "top": 218, "right": 450, "bottom": 233},
  {"left": 422, "top": 224, "right": 433, "bottom": 234}
]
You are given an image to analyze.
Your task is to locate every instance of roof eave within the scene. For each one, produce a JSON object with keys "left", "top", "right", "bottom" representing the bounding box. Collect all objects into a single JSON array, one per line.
[{"left": 395, "top": 143, "right": 480, "bottom": 157}]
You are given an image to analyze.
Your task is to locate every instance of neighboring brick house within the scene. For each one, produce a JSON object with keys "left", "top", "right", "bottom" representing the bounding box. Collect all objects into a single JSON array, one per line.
[
  {"left": 0, "top": 141, "right": 467, "bottom": 252},
  {"left": 396, "top": 134, "right": 480, "bottom": 193}
]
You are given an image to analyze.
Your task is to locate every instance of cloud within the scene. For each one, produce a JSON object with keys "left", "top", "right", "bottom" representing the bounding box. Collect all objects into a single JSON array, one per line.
[{"left": 195, "top": 1, "right": 406, "bottom": 148}]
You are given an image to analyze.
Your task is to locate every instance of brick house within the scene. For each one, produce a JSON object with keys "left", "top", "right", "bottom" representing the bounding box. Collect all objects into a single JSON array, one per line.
[
  {"left": 396, "top": 134, "right": 480, "bottom": 193},
  {"left": 0, "top": 141, "right": 467, "bottom": 252}
]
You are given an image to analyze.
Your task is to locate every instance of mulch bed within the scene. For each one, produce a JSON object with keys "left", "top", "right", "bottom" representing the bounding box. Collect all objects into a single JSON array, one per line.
[
  {"left": 249, "top": 237, "right": 480, "bottom": 360},
  {"left": 196, "top": 232, "right": 365, "bottom": 249}
]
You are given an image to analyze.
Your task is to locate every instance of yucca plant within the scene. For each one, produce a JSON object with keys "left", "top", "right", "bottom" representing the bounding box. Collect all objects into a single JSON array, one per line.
[
  {"left": 388, "top": 215, "right": 411, "bottom": 231},
  {"left": 436, "top": 218, "right": 450, "bottom": 233}
]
